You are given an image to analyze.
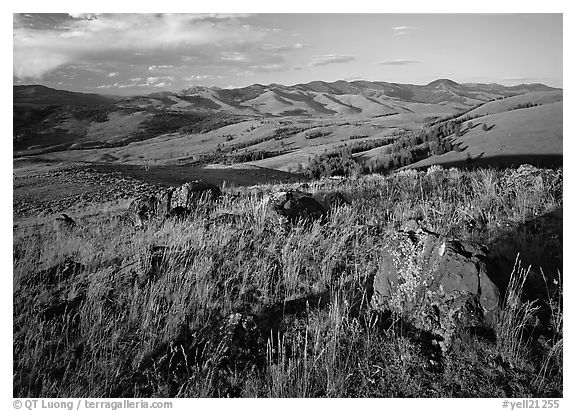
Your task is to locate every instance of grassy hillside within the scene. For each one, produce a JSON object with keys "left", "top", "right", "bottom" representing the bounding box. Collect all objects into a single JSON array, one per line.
[
  {"left": 14, "top": 85, "right": 115, "bottom": 107},
  {"left": 455, "top": 91, "right": 563, "bottom": 119},
  {"left": 13, "top": 166, "right": 562, "bottom": 397},
  {"left": 14, "top": 81, "right": 562, "bottom": 178},
  {"left": 411, "top": 102, "right": 562, "bottom": 169}
]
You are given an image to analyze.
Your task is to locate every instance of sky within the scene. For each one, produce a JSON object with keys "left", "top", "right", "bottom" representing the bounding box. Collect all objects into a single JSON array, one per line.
[{"left": 13, "top": 13, "right": 563, "bottom": 95}]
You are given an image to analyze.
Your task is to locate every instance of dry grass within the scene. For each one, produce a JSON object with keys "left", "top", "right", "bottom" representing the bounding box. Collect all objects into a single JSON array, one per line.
[{"left": 13, "top": 166, "right": 562, "bottom": 397}]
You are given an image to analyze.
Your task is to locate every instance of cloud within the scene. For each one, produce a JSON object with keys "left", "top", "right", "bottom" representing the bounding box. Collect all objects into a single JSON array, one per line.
[
  {"left": 379, "top": 59, "right": 419, "bottom": 66},
  {"left": 309, "top": 54, "right": 355, "bottom": 67},
  {"left": 220, "top": 52, "right": 249, "bottom": 62},
  {"left": 145, "top": 76, "right": 174, "bottom": 84},
  {"left": 148, "top": 65, "right": 175, "bottom": 71},
  {"left": 68, "top": 13, "right": 100, "bottom": 20},
  {"left": 391, "top": 26, "right": 416, "bottom": 31},
  {"left": 391, "top": 26, "right": 418, "bottom": 36},
  {"left": 13, "top": 13, "right": 278, "bottom": 79},
  {"left": 182, "top": 74, "right": 222, "bottom": 81}
]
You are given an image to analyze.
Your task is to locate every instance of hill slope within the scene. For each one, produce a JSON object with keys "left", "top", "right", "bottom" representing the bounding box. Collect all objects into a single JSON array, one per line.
[
  {"left": 14, "top": 80, "right": 562, "bottom": 173},
  {"left": 410, "top": 102, "right": 563, "bottom": 169}
]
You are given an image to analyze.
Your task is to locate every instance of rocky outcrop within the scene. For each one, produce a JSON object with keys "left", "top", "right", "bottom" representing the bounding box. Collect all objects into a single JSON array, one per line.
[
  {"left": 129, "top": 180, "right": 221, "bottom": 226},
  {"left": 370, "top": 223, "right": 500, "bottom": 351}
]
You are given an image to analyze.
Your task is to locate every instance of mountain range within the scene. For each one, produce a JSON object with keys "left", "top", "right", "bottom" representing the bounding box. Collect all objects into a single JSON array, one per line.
[{"left": 15, "top": 79, "right": 559, "bottom": 118}]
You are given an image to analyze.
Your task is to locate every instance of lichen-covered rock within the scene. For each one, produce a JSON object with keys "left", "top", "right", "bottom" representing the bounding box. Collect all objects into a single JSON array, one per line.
[
  {"left": 370, "top": 226, "right": 500, "bottom": 351},
  {"left": 129, "top": 180, "right": 221, "bottom": 226},
  {"left": 170, "top": 180, "right": 221, "bottom": 209},
  {"left": 504, "top": 164, "right": 562, "bottom": 201}
]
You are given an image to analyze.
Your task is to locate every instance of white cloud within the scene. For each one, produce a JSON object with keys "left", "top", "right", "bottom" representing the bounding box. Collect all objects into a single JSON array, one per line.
[
  {"left": 148, "top": 65, "right": 175, "bottom": 71},
  {"left": 182, "top": 74, "right": 222, "bottom": 81},
  {"left": 68, "top": 13, "right": 100, "bottom": 20},
  {"left": 379, "top": 59, "right": 419, "bottom": 66},
  {"left": 220, "top": 52, "right": 248, "bottom": 62},
  {"left": 391, "top": 26, "right": 416, "bottom": 31},
  {"left": 390, "top": 26, "right": 418, "bottom": 36},
  {"left": 309, "top": 54, "right": 355, "bottom": 67},
  {"left": 145, "top": 76, "right": 174, "bottom": 85},
  {"left": 13, "top": 13, "right": 268, "bottom": 79}
]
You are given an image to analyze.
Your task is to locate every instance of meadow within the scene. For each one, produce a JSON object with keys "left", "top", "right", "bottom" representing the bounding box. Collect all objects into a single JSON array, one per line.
[{"left": 13, "top": 165, "right": 562, "bottom": 397}]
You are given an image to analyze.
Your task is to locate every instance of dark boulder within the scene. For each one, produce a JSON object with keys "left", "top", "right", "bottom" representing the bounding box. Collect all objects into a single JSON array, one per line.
[
  {"left": 370, "top": 225, "right": 500, "bottom": 351},
  {"left": 128, "top": 195, "right": 159, "bottom": 227},
  {"left": 166, "top": 206, "right": 191, "bottom": 220},
  {"left": 267, "top": 190, "right": 326, "bottom": 227},
  {"left": 133, "top": 312, "right": 265, "bottom": 397},
  {"left": 312, "top": 191, "right": 351, "bottom": 210},
  {"left": 24, "top": 257, "right": 85, "bottom": 288},
  {"left": 19, "top": 258, "right": 87, "bottom": 323},
  {"left": 55, "top": 213, "right": 76, "bottom": 229}
]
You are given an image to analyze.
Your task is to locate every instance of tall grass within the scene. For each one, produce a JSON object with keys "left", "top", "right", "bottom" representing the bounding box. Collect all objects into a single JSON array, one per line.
[
  {"left": 495, "top": 257, "right": 539, "bottom": 367},
  {"left": 13, "top": 166, "right": 562, "bottom": 397}
]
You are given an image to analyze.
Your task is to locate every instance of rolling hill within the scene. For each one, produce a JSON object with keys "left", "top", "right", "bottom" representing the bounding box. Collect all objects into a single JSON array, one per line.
[
  {"left": 13, "top": 85, "right": 116, "bottom": 107},
  {"left": 408, "top": 101, "right": 563, "bottom": 169},
  {"left": 13, "top": 79, "right": 562, "bottom": 176}
]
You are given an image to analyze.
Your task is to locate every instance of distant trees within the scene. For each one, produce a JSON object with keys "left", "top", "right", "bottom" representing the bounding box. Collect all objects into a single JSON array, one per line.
[
  {"left": 305, "top": 148, "right": 364, "bottom": 179},
  {"left": 454, "top": 123, "right": 462, "bottom": 137},
  {"left": 305, "top": 130, "right": 331, "bottom": 140},
  {"left": 509, "top": 102, "right": 540, "bottom": 111}
]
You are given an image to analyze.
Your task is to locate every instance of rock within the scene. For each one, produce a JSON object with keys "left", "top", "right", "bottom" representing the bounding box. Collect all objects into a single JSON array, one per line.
[
  {"left": 370, "top": 226, "right": 500, "bottom": 351},
  {"left": 129, "top": 195, "right": 159, "bottom": 227},
  {"left": 505, "top": 164, "right": 562, "bottom": 201},
  {"left": 55, "top": 213, "right": 76, "bottom": 229},
  {"left": 134, "top": 312, "right": 265, "bottom": 396},
  {"left": 266, "top": 190, "right": 326, "bottom": 227},
  {"left": 169, "top": 181, "right": 221, "bottom": 210},
  {"left": 21, "top": 258, "right": 87, "bottom": 322},
  {"left": 150, "top": 180, "right": 222, "bottom": 222},
  {"left": 25, "top": 258, "right": 85, "bottom": 288},
  {"left": 312, "top": 191, "right": 351, "bottom": 210},
  {"left": 166, "top": 206, "right": 191, "bottom": 220}
]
